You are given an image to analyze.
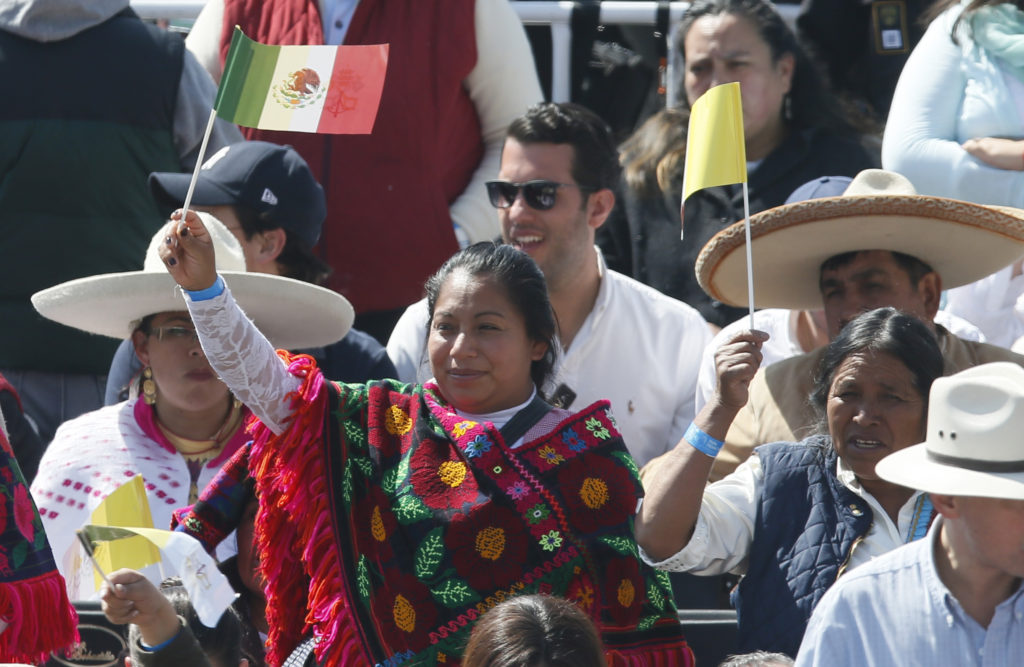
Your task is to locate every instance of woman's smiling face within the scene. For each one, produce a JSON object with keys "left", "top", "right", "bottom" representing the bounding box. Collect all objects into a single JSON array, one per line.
[{"left": 427, "top": 270, "right": 547, "bottom": 415}]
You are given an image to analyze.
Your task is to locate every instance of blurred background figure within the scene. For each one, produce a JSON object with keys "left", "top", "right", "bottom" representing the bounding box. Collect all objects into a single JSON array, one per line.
[
  {"left": 602, "top": 0, "right": 878, "bottom": 329},
  {"left": 884, "top": 0, "right": 1024, "bottom": 349},
  {"left": 0, "top": 0, "right": 241, "bottom": 445},
  {"left": 720, "top": 651, "right": 794, "bottom": 667},
  {"left": 461, "top": 594, "right": 608, "bottom": 667},
  {"left": 185, "top": 0, "right": 543, "bottom": 344}
]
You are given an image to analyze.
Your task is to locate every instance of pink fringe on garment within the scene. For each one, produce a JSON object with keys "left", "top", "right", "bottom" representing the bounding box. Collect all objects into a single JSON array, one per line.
[
  {"left": 248, "top": 353, "right": 370, "bottom": 667},
  {"left": 0, "top": 570, "right": 79, "bottom": 664}
]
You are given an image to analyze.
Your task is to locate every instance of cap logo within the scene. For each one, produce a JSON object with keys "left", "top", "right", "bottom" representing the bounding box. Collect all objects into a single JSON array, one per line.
[
  {"left": 261, "top": 188, "right": 278, "bottom": 205},
  {"left": 202, "top": 145, "right": 231, "bottom": 171}
]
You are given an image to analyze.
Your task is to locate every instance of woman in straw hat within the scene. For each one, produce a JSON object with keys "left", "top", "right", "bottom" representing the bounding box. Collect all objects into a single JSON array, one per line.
[
  {"left": 160, "top": 211, "right": 692, "bottom": 666},
  {"left": 638, "top": 307, "right": 945, "bottom": 658},
  {"left": 28, "top": 212, "right": 353, "bottom": 598}
]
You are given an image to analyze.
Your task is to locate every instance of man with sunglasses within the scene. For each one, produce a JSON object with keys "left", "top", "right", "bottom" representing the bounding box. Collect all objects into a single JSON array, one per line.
[{"left": 389, "top": 102, "right": 712, "bottom": 467}]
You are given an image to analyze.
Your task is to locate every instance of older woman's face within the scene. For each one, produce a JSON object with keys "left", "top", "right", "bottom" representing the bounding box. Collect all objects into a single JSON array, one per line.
[
  {"left": 827, "top": 351, "right": 926, "bottom": 487},
  {"left": 132, "top": 311, "right": 230, "bottom": 414},
  {"left": 683, "top": 12, "right": 793, "bottom": 160}
]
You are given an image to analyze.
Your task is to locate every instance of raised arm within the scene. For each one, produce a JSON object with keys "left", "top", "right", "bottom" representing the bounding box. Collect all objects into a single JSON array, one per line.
[
  {"left": 635, "top": 329, "right": 767, "bottom": 562},
  {"left": 159, "top": 210, "right": 298, "bottom": 432}
]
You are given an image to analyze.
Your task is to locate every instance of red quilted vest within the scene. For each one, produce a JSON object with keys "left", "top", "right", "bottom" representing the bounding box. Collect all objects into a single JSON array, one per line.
[{"left": 220, "top": 0, "right": 482, "bottom": 313}]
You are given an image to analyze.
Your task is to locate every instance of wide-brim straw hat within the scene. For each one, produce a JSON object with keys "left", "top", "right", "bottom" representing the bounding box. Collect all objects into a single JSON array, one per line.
[
  {"left": 876, "top": 362, "right": 1024, "bottom": 500},
  {"left": 32, "top": 212, "right": 353, "bottom": 350},
  {"left": 696, "top": 169, "right": 1024, "bottom": 310}
]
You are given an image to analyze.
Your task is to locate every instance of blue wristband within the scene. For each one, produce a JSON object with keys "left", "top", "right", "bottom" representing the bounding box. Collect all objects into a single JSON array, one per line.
[
  {"left": 684, "top": 422, "right": 723, "bottom": 458},
  {"left": 140, "top": 628, "right": 180, "bottom": 652},
  {"left": 185, "top": 275, "right": 225, "bottom": 302}
]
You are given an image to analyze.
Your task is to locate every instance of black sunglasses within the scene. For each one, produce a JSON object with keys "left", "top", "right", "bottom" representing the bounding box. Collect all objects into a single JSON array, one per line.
[{"left": 485, "top": 179, "right": 594, "bottom": 211}]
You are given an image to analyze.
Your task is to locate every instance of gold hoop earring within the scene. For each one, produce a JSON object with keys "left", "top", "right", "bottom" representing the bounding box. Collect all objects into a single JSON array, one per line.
[{"left": 142, "top": 367, "right": 157, "bottom": 405}]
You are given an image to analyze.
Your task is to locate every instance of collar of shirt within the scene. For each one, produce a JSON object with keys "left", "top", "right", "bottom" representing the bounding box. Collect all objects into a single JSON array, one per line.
[{"left": 836, "top": 456, "right": 925, "bottom": 543}]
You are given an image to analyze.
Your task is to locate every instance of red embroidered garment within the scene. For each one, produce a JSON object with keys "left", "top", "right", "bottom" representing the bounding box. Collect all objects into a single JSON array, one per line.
[{"left": 243, "top": 354, "right": 693, "bottom": 666}]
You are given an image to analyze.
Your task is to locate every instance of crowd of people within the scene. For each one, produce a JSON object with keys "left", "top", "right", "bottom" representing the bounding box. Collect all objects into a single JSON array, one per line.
[{"left": 1, "top": 0, "right": 1023, "bottom": 665}]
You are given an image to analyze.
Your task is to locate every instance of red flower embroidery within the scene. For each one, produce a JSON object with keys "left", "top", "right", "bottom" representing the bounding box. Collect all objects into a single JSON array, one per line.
[
  {"left": 409, "top": 438, "right": 479, "bottom": 510},
  {"left": 0, "top": 547, "right": 10, "bottom": 576},
  {"left": 557, "top": 454, "right": 635, "bottom": 534},
  {"left": 565, "top": 570, "right": 598, "bottom": 617},
  {"left": 445, "top": 504, "right": 530, "bottom": 592},
  {"left": 603, "top": 556, "right": 645, "bottom": 626},
  {"left": 370, "top": 571, "right": 438, "bottom": 653},
  {"left": 0, "top": 493, "right": 7, "bottom": 535},
  {"left": 13, "top": 484, "right": 36, "bottom": 543}
]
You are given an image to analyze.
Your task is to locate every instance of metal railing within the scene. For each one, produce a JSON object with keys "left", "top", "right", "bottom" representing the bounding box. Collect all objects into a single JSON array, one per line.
[{"left": 130, "top": 1, "right": 798, "bottom": 104}]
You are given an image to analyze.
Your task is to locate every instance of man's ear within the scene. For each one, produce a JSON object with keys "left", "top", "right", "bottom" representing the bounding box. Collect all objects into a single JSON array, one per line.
[
  {"left": 587, "top": 189, "right": 616, "bottom": 231},
  {"left": 917, "top": 271, "right": 942, "bottom": 320},
  {"left": 930, "top": 493, "right": 959, "bottom": 519},
  {"left": 254, "top": 228, "right": 288, "bottom": 263}
]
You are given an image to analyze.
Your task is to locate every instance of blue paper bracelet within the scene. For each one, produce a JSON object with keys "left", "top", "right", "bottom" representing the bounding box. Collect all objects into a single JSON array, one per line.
[
  {"left": 684, "top": 422, "right": 723, "bottom": 458},
  {"left": 185, "top": 275, "right": 225, "bottom": 302},
  {"left": 140, "top": 629, "right": 180, "bottom": 653}
]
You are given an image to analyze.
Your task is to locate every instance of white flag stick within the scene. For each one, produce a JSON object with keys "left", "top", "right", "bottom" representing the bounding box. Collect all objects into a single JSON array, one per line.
[
  {"left": 742, "top": 180, "right": 755, "bottom": 329},
  {"left": 180, "top": 108, "right": 219, "bottom": 216}
]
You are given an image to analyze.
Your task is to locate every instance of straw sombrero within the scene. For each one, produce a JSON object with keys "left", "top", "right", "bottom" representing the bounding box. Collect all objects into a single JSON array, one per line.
[
  {"left": 876, "top": 362, "right": 1024, "bottom": 500},
  {"left": 32, "top": 212, "right": 354, "bottom": 350},
  {"left": 696, "top": 169, "right": 1024, "bottom": 310}
]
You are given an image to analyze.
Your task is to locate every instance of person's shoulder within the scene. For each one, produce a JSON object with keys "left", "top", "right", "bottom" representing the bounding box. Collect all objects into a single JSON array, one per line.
[
  {"left": 947, "top": 330, "right": 1024, "bottom": 367},
  {"left": 605, "top": 269, "right": 707, "bottom": 324}
]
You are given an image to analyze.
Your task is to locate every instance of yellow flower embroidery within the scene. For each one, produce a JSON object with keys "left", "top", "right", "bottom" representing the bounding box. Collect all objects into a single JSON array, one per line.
[
  {"left": 579, "top": 477, "right": 610, "bottom": 510},
  {"left": 538, "top": 445, "right": 565, "bottom": 466},
  {"left": 384, "top": 405, "right": 413, "bottom": 435},
  {"left": 393, "top": 593, "right": 416, "bottom": 633},
  {"left": 452, "top": 420, "right": 477, "bottom": 437},
  {"left": 370, "top": 506, "right": 387, "bottom": 542},
  {"left": 617, "top": 578, "right": 636, "bottom": 608},
  {"left": 438, "top": 460, "right": 468, "bottom": 488},
  {"left": 475, "top": 526, "right": 506, "bottom": 561}
]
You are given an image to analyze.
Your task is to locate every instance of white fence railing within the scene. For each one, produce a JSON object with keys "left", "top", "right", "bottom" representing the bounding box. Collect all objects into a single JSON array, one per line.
[{"left": 130, "top": 1, "right": 799, "bottom": 104}]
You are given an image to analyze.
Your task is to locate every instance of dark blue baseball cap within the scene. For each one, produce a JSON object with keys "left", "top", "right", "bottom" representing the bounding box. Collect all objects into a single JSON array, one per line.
[{"left": 149, "top": 141, "right": 326, "bottom": 247}]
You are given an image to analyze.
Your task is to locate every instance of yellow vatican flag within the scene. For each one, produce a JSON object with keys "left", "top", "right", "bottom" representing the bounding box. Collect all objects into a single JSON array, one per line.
[
  {"left": 681, "top": 82, "right": 747, "bottom": 206},
  {"left": 89, "top": 475, "right": 160, "bottom": 589}
]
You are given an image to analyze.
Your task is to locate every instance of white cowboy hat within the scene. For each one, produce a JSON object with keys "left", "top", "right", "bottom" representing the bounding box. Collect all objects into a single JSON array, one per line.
[
  {"left": 876, "top": 362, "right": 1024, "bottom": 500},
  {"left": 31, "top": 212, "right": 354, "bottom": 350},
  {"left": 695, "top": 169, "right": 1024, "bottom": 310}
]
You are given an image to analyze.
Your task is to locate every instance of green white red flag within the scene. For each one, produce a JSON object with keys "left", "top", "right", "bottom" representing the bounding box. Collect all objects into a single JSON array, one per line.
[{"left": 215, "top": 27, "right": 388, "bottom": 134}]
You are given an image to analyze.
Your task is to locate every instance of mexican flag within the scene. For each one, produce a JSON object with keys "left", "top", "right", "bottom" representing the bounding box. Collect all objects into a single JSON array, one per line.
[{"left": 215, "top": 27, "right": 389, "bottom": 135}]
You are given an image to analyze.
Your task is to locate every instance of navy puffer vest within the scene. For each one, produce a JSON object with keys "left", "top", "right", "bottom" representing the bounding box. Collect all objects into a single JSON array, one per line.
[{"left": 732, "top": 437, "right": 872, "bottom": 657}]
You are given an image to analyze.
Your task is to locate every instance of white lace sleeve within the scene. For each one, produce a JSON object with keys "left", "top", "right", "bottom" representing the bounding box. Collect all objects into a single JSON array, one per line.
[{"left": 185, "top": 282, "right": 301, "bottom": 434}]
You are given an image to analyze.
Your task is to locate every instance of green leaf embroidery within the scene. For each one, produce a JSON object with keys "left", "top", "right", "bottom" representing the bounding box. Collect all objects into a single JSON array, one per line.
[
  {"left": 356, "top": 556, "right": 371, "bottom": 604},
  {"left": 599, "top": 535, "right": 638, "bottom": 556},
  {"left": 414, "top": 528, "right": 445, "bottom": 580},
  {"left": 637, "top": 615, "right": 657, "bottom": 631},
  {"left": 609, "top": 450, "right": 640, "bottom": 478},
  {"left": 431, "top": 578, "right": 480, "bottom": 608},
  {"left": 646, "top": 577, "right": 667, "bottom": 611},
  {"left": 353, "top": 456, "right": 374, "bottom": 478},
  {"left": 393, "top": 493, "right": 432, "bottom": 524},
  {"left": 381, "top": 453, "right": 412, "bottom": 495}
]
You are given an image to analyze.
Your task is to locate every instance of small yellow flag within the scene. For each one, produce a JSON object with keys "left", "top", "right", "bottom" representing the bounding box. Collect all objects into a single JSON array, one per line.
[
  {"left": 89, "top": 475, "right": 160, "bottom": 589},
  {"left": 681, "top": 82, "right": 747, "bottom": 205}
]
